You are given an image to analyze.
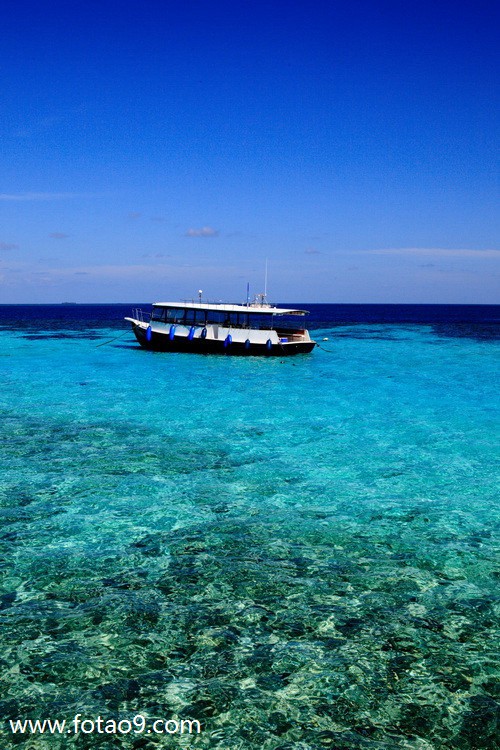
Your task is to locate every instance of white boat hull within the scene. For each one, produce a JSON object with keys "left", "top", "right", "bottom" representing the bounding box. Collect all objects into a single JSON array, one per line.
[{"left": 125, "top": 318, "right": 316, "bottom": 356}]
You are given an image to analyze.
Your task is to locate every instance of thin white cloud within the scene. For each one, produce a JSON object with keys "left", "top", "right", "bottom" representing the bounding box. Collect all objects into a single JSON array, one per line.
[
  {"left": 0, "top": 263, "right": 187, "bottom": 280},
  {"left": 185, "top": 226, "right": 219, "bottom": 237},
  {"left": 365, "top": 248, "right": 500, "bottom": 259},
  {"left": 0, "top": 192, "right": 75, "bottom": 201}
]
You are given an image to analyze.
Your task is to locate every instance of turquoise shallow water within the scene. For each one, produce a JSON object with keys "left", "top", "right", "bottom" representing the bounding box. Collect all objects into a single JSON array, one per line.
[{"left": 0, "top": 306, "right": 499, "bottom": 749}]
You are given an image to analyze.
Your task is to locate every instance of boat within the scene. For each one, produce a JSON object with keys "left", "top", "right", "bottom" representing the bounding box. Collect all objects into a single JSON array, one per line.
[{"left": 125, "top": 295, "right": 316, "bottom": 356}]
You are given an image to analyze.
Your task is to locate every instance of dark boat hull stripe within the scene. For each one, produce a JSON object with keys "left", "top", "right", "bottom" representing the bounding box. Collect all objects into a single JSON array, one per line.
[{"left": 130, "top": 325, "right": 316, "bottom": 356}]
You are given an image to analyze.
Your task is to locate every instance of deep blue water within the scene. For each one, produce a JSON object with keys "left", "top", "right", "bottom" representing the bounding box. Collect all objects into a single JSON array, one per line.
[
  {"left": 1, "top": 303, "right": 499, "bottom": 338},
  {"left": 0, "top": 304, "right": 498, "bottom": 749}
]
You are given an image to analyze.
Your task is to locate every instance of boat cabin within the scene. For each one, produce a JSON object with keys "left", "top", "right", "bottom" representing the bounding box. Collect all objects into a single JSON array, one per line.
[{"left": 150, "top": 302, "right": 308, "bottom": 333}]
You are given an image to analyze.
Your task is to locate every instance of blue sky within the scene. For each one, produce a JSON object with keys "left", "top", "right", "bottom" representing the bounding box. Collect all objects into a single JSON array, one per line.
[{"left": 1, "top": 0, "right": 498, "bottom": 303}]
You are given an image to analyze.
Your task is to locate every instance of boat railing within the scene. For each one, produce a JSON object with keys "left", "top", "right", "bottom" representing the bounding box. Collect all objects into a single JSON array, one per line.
[{"left": 132, "top": 308, "right": 151, "bottom": 323}]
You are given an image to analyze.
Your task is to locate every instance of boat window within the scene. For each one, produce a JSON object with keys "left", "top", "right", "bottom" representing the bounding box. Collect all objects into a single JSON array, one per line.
[
  {"left": 248, "top": 313, "right": 273, "bottom": 329},
  {"left": 273, "top": 314, "right": 305, "bottom": 332},
  {"left": 151, "top": 308, "right": 167, "bottom": 322},
  {"left": 205, "top": 311, "right": 227, "bottom": 325},
  {"left": 176, "top": 309, "right": 207, "bottom": 325},
  {"left": 165, "top": 308, "right": 186, "bottom": 323},
  {"left": 203, "top": 312, "right": 248, "bottom": 327}
]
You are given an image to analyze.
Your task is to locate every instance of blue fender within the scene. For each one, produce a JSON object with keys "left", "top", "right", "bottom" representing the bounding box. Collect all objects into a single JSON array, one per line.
[
  {"left": 224, "top": 334, "right": 232, "bottom": 348},
  {"left": 244, "top": 339, "right": 251, "bottom": 350},
  {"left": 145, "top": 325, "right": 152, "bottom": 342},
  {"left": 169, "top": 325, "right": 176, "bottom": 341},
  {"left": 200, "top": 327, "right": 207, "bottom": 339},
  {"left": 266, "top": 338, "right": 273, "bottom": 352},
  {"left": 188, "top": 326, "right": 196, "bottom": 341}
]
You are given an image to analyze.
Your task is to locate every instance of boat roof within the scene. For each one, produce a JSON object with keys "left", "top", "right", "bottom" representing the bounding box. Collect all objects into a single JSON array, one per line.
[{"left": 152, "top": 302, "right": 309, "bottom": 316}]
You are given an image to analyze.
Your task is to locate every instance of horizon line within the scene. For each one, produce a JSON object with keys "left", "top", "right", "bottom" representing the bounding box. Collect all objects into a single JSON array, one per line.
[{"left": 0, "top": 301, "right": 498, "bottom": 307}]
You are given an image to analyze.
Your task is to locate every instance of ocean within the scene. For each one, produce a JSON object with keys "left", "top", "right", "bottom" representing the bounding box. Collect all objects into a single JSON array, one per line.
[{"left": 0, "top": 304, "right": 498, "bottom": 749}]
